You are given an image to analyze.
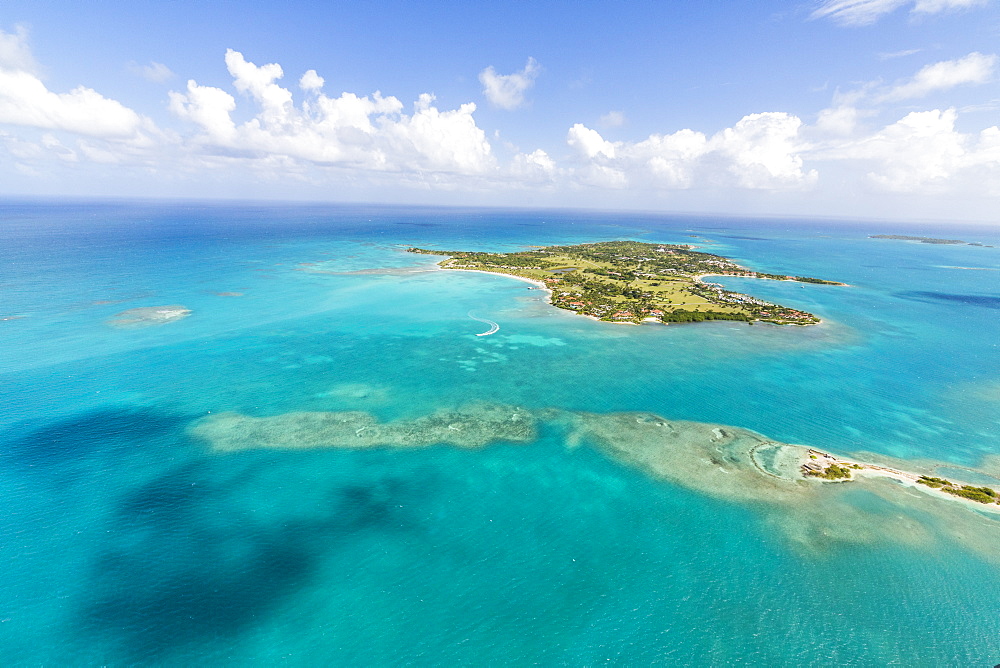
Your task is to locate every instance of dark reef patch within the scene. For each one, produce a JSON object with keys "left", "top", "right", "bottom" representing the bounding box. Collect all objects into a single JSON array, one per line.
[
  {"left": 80, "top": 449, "right": 432, "bottom": 661},
  {"left": 896, "top": 291, "right": 1000, "bottom": 309},
  {"left": 2, "top": 407, "right": 191, "bottom": 474}
]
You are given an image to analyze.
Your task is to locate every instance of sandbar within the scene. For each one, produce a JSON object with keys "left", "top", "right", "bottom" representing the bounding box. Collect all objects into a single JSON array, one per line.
[{"left": 107, "top": 305, "right": 192, "bottom": 328}]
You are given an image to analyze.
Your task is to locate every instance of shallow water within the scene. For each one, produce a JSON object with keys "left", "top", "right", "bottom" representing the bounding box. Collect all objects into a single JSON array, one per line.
[{"left": 2, "top": 202, "right": 999, "bottom": 664}]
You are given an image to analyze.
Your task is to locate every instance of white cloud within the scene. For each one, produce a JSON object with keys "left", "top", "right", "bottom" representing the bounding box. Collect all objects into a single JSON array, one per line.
[
  {"left": 0, "top": 26, "right": 36, "bottom": 73},
  {"left": 567, "top": 123, "right": 617, "bottom": 159},
  {"left": 40, "top": 132, "right": 76, "bottom": 161},
  {"left": 169, "top": 80, "right": 238, "bottom": 142},
  {"left": 863, "top": 109, "right": 967, "bottom": 190},
  {"left": 811, "top": 0, "right": 987, "bottom": 25},
  {"left": 299, "top": 69, "right": 324, "bottom": 91},
  {"left": 576, "top": 163, "right": 628, "bottom": 189},
  {"left": 878, "top": 48, "right": 921, "bottom": 60},
  {"left": 814, "top": 53, "right": 997, "bottom": 137},
  {"left": 509, "top": 148, "right": 558, "bottom": 182},
  {"left": 599, "top": 111, "right": 626, "bottom": 127},
  {"left": 815, "top": 105, "right": 864, "bottom": 136},
  {"left": 0, "top": 69, "right": 147, "bottom": 138},
  {"left": 709, "top": 113, "right": 818, "bottom": 188},
  {"left": 0, "top": 28, "right": 150, "bottom": 140},
  {"left": 169, "top": 50, "right": 495, "bottom": 176},
  {"left": 7, "top": 26, "right": 1000, "bottom": 216},
  {"left": 573, "top": 119, "right": 814, "bottom": 191},
  {"left": 880, "top": 52, "right": 996, "bottom": 101},
  {"left": 566, "top": 113, "right": 816, "bottom": 191},
  {"left": 912, "top": 0, "right": 988, "bottom": 14},
  {"left": 811, "top": 0, "right": 909, "bottom": 25},
  {"left": 809, "top": 107, "right": 1000, "bottom": 193},
  {"left": 0, "top": 129, "right": 43, "bottom": 159},
  {"left": 630, "top": 129, "right": 708, "bottom": 188},
  {"left": 478, "top": 57, "right": 540, "bottom": 110},
  {"left": 130, "top": 61, "right": 174, "bottom": 83}
]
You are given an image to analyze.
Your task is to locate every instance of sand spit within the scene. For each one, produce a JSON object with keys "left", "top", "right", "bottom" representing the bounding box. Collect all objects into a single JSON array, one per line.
[
  {"left": 107, "top": 305, "right": 191, "bottom": 328},
  {"left": 551, "top": 410, "right": 808, "bottom": 504},
  {"left": 189, "top": 404, "right": 1000, "bottom": 559},
  {"left": 552, "top": 409, "right": 1000, "bottom": 557}
]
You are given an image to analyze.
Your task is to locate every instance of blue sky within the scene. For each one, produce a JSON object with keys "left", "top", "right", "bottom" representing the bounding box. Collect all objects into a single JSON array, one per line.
[{"left": 2, "top": 0, "right": 999, "bottom": 221}]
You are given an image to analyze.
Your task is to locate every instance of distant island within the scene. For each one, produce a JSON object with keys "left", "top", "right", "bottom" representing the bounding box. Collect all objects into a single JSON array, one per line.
[
  {"left": 870, "top": 234, "right": 992, "bottom": 247},
  {"left": 408, "top": 241, "right": 844, "bottom": 325}
]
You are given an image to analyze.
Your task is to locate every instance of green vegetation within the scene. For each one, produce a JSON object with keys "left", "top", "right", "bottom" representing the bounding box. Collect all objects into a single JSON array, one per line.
[
  {"left": 917, "top": 476, "right": 999, "bottom": 504},
  {"left": 947, "top": 485, "right": 998, "bottom": 504},
  {"left": 409, "top": 240, "right": 844, "bottom": 326},
  {"left": 791, "top": 276, "right": 843, "bottom": 285},
  {"left": 870, "top": 234, "right": 968, "bottom": 244},
  {"left": 868, "top": 234, "right": 992, "bottom": 247},
  {"left": 805, "top": 464, "right": 853, "bottom": 480}
]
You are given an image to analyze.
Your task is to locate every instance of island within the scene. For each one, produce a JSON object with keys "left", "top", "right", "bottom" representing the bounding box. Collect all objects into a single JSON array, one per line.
[
  {"left": 800, "top": 449, "right": 999, "bottom": 506},
  {"left": 408, "top": 241, "right": 844, "bottom": 325},
  {"left": 869, "top": 234, "right": 992, "bottom": 247}
]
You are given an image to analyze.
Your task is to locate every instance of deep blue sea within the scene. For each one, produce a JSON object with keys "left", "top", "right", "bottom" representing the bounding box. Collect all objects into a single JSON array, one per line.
[{"left": 2, "top": 201, "right": 999, "bottom": 665}]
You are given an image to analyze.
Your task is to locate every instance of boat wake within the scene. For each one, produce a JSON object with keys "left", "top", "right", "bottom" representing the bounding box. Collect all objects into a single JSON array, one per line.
[{"left": 468, "top": 311, "right": 500, "bottom": 336}]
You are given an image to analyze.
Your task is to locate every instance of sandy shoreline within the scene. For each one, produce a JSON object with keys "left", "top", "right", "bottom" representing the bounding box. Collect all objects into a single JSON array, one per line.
[
  {"left": 695, "top": 273, "right": 850, "bottom": 287},
  {"left": 440, "top": 266, "right": 647, "bottom": 326},
  {"left": 437, "top": 266, "right": 550, "bottom": 292},
  {"left": 799, "top": 448, "right": 1000, "bottom": 513}
]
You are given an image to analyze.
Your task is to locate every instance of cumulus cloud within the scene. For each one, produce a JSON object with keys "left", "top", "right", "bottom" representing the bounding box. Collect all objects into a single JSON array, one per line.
[
  {"left": 479, "top": 57, "right": 540, "bottom": 110},
  {"left": 565, "top": 113, "right": 816, "bottom": 191},
  {"left": 811, "top": 0, "right": 987, "bottom": 25},
  {"left": 299, "top": 69, "right": 324, "bottom": 91},
  {"left": 810, "top": 107, "right": 1000, "bottom": 193},
  {"left": 0, "top": 25, "right": 37, "bottom": 73},
  {"left": 169, "top": 49, "right": 495, "bottom": 176},
  {"left": 709, "top": 113, "right": 818, "bottom": 188},
  {"left": 509, "top": 149, "right": 558, "bottom": 183},
  {"left": 8, "top": 26, "right": 1000, "bottom": 211},
  {"left": 568, "top": 123, "right": 617, "bottom": 159},
  {"left": 815, "top": 105, "right": 866, "bottom": 136},
  {"left": 0, "top": 27, "right": 150, "bottom": 140},
  {"left": 812, "top": 52, "right": 996, "bottom": 144},
  {"left": 860, "top": 109, "right": 968, "bottom": 190},
  {"left": 0, "top": 69, "right": 146, "bottom": 140},
  {"left": 879, "top": 52, "right": 996, "bottom": 101}
]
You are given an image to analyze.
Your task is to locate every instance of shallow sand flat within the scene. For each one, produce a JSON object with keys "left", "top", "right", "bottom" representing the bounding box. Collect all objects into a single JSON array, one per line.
[
  {"left": 107, "top": 305, "right": 192, "bottom": 328},
  {"left": 189, "top": 404, "right": 1000, "bottom": 560},
  {"left": 557, "top": 409, "right": 1000, "bottom": 558},
  {"left": 189, "top": 402, "right": 538, "bottom": 452},
  {"left": 296, "top": 263, "right": 437, "bottom": 276}
]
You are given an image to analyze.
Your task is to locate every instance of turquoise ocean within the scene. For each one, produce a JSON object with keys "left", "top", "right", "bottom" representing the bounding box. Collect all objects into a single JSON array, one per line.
[{"left": 2, "top": 201, "right": 999, "bottom": 665}]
